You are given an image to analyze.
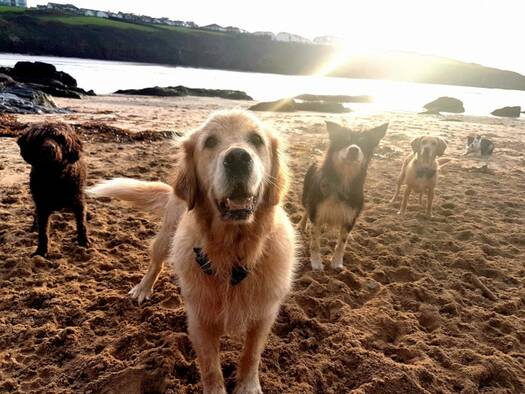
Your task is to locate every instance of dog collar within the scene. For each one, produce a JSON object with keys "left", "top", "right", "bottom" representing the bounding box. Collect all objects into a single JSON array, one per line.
[{"left": 193, "top": 247, "right": 249, "bottom": 286}]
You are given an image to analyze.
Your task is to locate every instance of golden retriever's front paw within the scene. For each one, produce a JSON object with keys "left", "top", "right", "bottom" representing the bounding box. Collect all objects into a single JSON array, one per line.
[
  {"left": 203, "top": 385, "right": 227, "bottom": 394},
  {"left": 310, "top": 256, "right": 324, "bottom": 271},
  {"left": 233, "top": 380, "right": 262, "bottom": 394},
  {"left": 128, "top": 282, "right": 153, "bottom": 304},
  {"left": 331, "top": 256, "right": 344, "bottom": 270}
]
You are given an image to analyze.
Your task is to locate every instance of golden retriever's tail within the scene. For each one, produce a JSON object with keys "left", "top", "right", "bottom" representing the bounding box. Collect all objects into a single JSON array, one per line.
[{"left": 87, "top": 178, "right": 173, "bottom": 215}]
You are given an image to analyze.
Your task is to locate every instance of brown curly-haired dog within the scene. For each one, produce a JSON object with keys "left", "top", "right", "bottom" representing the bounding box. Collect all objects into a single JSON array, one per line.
[{"left": 17, "top": 123, "right": 90, "bottom": 257}]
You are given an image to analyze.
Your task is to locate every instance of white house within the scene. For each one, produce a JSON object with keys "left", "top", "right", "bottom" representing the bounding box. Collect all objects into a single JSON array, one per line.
[
  {"left": 81, "top": 9, "right": 96, "bottom": 17},
  {"left": 276, "top": 32, "right": 311, "bottom": 44},
  {"left": 253, "top": 31, "right": 276, "bottom": 40},
  {"left": 203, "top": 24, "right": 226, "bottom": 32},
  {"left": 313, "top": 36, "right": 344, "bottom": 46},
  {"left": 96, "top": 10, "right": 108, "bottom": 18},
  {"left": 4, "top": 0, "right": 27, "bottom": 7}
]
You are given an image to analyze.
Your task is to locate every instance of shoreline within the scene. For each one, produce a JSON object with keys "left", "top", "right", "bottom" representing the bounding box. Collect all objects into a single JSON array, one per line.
[{"left": 2, "top": 51, "right": 525, "bottom": 93}]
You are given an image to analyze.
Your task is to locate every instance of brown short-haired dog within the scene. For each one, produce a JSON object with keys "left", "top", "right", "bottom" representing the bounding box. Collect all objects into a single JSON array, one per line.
[
  {"left": 390, "top": 136, "right": 447, "bottom": 218},
  {"left": 89, "top": 110, "right": 296, "bottom": 394},
  {"left": 17, "top": 123, "right": 89, "bottom": 257}
]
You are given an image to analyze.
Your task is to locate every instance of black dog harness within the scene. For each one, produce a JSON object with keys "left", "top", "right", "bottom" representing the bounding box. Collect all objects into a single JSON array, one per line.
[
  {"left": 193, "top": 247, "right": 249, "bottom": 286},
  {"left": 416, "top": 167, "right": 436, "bottom": 179}
]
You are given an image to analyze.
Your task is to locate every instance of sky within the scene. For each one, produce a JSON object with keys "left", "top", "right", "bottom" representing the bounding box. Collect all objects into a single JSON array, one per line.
[{"left": 29, "top": 0, "right": 525, "bottom": 75}]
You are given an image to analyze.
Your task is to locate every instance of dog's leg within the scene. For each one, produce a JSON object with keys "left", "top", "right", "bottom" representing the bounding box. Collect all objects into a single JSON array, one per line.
[
  {"left": 187, "top": 312, "right": 226, "bottom": 394},
  {"left": 310, "top": 223, "right": 323, "bottom": 271},
  {"left": 33, "top": 209, "right": 50, "bottom": 257},
  {"left": 331, "top": 226, "right": 350, "bottom": 270},
  {"left": 398, "top": 186, "right": 412, "bottom": 216},
  {"left": 234, "top": 314, "right": 276, "bottom": 394},
  {"left": 426, "top": 187, "right": 435, "bottom": 218},
  {"left": 390, "top": 182, "right": 401, "bottom": 204},
  {"left": 128, "top": 220, "right": 172, "bottom": 304},
  {"left": 30, "top": 211, "right": 38, "bottom": 232},
  {"left": 73, "top": 202, "right": 90, "bottom": 247},
  {"left": 298, "top": 213, "right": 308, "bottom": 232},
  {"left": 390, "top": 164, "right": 406, "bottom": 204}
]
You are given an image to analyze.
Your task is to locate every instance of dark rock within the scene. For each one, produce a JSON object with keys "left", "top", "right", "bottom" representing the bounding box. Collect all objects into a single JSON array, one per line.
[
  {"left": 115, "top": 85, "right": 252, "bottom": 100},
  {"left": 249, "top": 98, "right": 350, "bottom": 113},
  {"left": 0, "top": 73, "right": 15, "bottom": 84},
  {"left": 0, "top": 62, "right": 93, "bottom": 99},
  {"left": 13, "top": 61, "right": 77, "bottom": 87},
  {"left": 0, "top": 82, "right": 69, "bottom": 114},
  {"left": 249, "top": 99, "right": 297, "bottom": 112},
  {"left": 491, "top": 106, "right": 521, "bottom": 118},
  {"left": 423, "top": 97, "right": 464, "bottom": 113},
  {"left": 296, "top": 101, "right": 350, "bottom": 113},
  {"left": 295, "top": 94, "right": 372, "bottom": 103}
]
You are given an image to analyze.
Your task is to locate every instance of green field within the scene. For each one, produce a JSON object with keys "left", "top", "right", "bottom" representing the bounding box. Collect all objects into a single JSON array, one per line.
[
  {"left": 156, "top": 24, "right": 226, "bottom": 36},
  {"left": 0, "top": 9, "right": 223, "bottom": 37},
  {"left": 39, "top": 15, "right": 157, "bottom": 32},
  {"left": 0, "top": 5, "right": 27, "bottom": 13}
]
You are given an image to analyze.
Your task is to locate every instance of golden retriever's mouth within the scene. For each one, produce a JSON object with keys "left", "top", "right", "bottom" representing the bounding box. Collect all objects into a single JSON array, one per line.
[
  {"left": 216, "top": 186, "right": 257, "bottom": 221},
  {"left": 217, "top": 196, "right": 256, "bottom": 220}
]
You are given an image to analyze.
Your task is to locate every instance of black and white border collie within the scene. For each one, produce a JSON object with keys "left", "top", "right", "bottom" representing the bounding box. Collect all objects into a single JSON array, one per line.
[
  {"left": 464, "top": 135, "right": 494, "bottom": 157},
  {"left": 300, "top": 121, "right": 388, "bottom": 270}
]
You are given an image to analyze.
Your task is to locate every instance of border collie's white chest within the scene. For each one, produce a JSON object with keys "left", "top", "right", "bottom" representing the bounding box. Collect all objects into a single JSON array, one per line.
[{"left": 315, "top": 196, "right": 359, "bottom": 227}]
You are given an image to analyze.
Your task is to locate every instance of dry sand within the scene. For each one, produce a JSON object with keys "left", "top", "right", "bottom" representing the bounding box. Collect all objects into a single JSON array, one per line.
[{"left": 0, "top": 95, "right": 524, "bottom": 393}]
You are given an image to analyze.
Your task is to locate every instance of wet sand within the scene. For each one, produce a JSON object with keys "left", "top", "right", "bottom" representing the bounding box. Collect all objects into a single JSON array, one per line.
[{"left": 1, "top": 95, "right": 524, "bottom": 393}]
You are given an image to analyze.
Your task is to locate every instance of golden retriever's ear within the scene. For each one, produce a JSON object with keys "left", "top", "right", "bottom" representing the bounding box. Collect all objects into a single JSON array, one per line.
[
  {"left": 174, "top": 139, "right": 199, "bottom": 210},
  {"left": 436, "top": 137, "right": 447, "bottom": 156},
  {"left": 411, "top": 136, "right": 423, "bottom": 153},
  {"left": 264, "top": 133, "right": 288, "bottom": 206}
]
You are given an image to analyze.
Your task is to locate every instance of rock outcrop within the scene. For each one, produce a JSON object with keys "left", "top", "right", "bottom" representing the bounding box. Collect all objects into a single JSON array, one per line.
[
  {"left": 295, "top": 94, "right": 372, "bottom": 103},
  {"left": 423, "top": 97, "right": 465, "bottom": 113},
  {"left": 249, "top": 98, "right": 350, "bottom": 113},
  {"left": 0, "top": 61, "right": 94, "bottom": 99},
  {"left": 491, "top": 106, "right": 521, "bottom": 118},
  {"left": 115, "top": 86, "right": 252, "bottom": 100}
]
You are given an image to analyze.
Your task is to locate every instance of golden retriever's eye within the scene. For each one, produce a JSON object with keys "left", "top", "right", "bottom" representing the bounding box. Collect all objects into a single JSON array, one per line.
[
  {"left": 204, "top": 135, "right": 218, "bottom": 149},
  {"left": 248, "top": 133, "right": 264, "bottom": 147}
]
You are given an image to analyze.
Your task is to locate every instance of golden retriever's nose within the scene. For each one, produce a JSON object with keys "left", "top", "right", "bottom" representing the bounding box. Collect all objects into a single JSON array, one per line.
[{"left": 224, "top": 148, "right": 253, "bottom": 177}]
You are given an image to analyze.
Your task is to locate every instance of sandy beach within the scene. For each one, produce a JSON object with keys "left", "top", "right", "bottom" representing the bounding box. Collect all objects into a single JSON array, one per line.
[{"left": 1, "top": 95, "right": 524, "bottom": 393}]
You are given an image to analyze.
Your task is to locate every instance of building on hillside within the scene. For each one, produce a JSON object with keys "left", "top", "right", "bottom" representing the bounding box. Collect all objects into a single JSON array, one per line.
[
  {"left": 253, "top": 31, "right": 276, "bottom": 40},
  {"left": 184, "top": 21, "right": 198, "bottom": 28},
  {"left": 313, "top": 36, "right": 344, "bottom": 46},
  {"left": 276, "top": 32, "right": 311, "bottom": 44},
  {"left": 46, "top": 3, "right": 79, "bottom": 12},
  {"left": 225, "top": 26, "right": 241, "bottom": 33},
  {"left": 1, "top": 0, "right": 27, "bottom": 7},
  {"left": 95, "top": 10, "right": 108, "bottom": 18},
  {"left": 80, "top": 8, "right": 96, "bottom": 16},
  {"left": 203, "top": 24, "right": 226, "bottom": 32},
  {"left": 108, "top": 11, "right": 121, "bottom": 19}
]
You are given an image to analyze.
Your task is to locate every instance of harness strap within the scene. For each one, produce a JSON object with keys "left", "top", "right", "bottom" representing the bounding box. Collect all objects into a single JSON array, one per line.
[{"left": 193, "top": 247, "right": 249, "bottom": 286}]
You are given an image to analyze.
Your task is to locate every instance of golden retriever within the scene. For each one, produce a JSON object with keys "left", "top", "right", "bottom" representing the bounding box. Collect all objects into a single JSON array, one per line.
[
  {"left": 390, "top": 136, "right": 448, "bottom": 218},
  {"left": 89, "top": 110, "right": 296, "bottom": 394}
]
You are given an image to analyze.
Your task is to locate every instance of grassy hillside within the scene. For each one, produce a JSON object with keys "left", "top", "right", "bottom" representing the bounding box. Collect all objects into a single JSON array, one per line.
[
  {"left": 0, "top": 5, "right": 26, "bottom": 13},
  {"left": 1, "top": 8, "right": 525, "bottom": 91},
  {"left": 39, "top": 15, "right": 158, "bottom": 32}
]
